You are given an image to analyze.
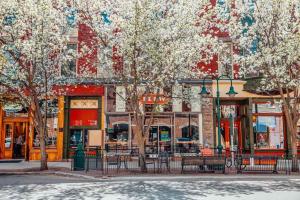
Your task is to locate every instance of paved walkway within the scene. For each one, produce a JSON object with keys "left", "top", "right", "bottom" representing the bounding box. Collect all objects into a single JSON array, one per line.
[
  {"left": 0, "top": 160, "right": 71, "bottom": 171},
  {"left": 0, "top": 174, "right": 299, "bottom": 200}
]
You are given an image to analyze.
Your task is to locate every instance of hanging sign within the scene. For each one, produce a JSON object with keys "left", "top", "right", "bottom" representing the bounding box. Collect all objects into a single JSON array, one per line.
[{"left": 140, "top": 94, "right": 169, "bottom": 105}]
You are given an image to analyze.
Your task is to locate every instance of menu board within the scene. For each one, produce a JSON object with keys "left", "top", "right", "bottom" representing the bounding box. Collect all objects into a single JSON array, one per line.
[
  {"left": 88, "top": 130, "right": 103, "bottom": 147},
  {"left": 160, "top": 130, "right": 170, "bottom": 142}
]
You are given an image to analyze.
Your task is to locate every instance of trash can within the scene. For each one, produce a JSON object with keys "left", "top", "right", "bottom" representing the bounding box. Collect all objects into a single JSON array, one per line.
[{"left": 73, "top": 144, "right": 85, "bottom": 171}]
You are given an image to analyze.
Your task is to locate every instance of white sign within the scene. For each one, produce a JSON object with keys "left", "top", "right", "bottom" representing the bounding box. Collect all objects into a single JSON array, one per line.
[
  {"left": 172, "top": 85, "right": 182, "bottom": 112},
  {"left": 116, "top": 86, "right": 126, "bottom": 112},
  {"left": 70, "top": 99, "right": 98, "bottom": 109}
]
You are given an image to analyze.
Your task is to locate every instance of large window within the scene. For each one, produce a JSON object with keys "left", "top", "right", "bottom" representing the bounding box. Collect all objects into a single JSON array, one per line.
[
  {"left": 149, "top": 126, "right": 171, "bottom": 142},
  {"left": 180, "top": 125, "right": 199, "bottom": 141},
  {"left": 69, "top": 129, "right": 88, "bottom": 148},
  {"left": 218, "top": 42, "right": 233, "bottom": 78},
  {"left": 252, "top": 102, "right": 284, "bottom": 149},
  {"left": 253, "top": 116, "right": 284, "bottom": 149},
  {"left": 107, "top": 123, "right": 129, "bottom": 143},
  {"left": 61, "top": 43, "right": 77, "bottom": 77},
  {"left": 33, "top": 100, "right": 58, "bottom": 148}
]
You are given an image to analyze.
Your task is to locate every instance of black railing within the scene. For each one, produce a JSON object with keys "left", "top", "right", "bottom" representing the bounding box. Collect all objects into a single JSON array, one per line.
[{"left": 71, "top": 147, "right": 300, "bottom": 175}]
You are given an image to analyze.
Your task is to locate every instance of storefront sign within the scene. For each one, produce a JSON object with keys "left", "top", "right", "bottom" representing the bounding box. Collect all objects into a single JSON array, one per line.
[
  {"left": 70, "top": 99, "right": 98, "bottom": 109},
  {"left": 69, "top": 109, "right": 98, "bottom": 127},
  {"left": 140, "top": 94, "right": 169, "bottom": 105}
]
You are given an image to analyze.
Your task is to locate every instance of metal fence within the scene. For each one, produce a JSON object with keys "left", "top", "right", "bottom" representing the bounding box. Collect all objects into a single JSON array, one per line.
[{"left": 71, "top": 148, "right": 300, "bottom": 176}]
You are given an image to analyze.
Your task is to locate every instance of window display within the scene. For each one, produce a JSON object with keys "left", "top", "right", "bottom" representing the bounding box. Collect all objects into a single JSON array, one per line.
[
  {"left": 107, "top": 123, "right": 129, "bottom": 143},
  {"left": 253, "top": 116, "right": 284, "bottom": 149},
  {"left": 5, "top": 124, "right": 12, "bottom": 148}
]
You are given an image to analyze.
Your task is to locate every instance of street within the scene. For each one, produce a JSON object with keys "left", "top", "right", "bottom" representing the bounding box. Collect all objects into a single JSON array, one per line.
[{"left": 0, "top": 175, "right": 299, "bottom": 200}]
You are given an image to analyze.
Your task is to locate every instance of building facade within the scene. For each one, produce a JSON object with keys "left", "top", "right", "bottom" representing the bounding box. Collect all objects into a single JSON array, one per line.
[{"left": 0, "top": 2, "right": 300, "bottom": 161}]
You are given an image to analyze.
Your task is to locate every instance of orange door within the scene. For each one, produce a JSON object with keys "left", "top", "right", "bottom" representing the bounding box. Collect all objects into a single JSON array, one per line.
[
  {"left": 3, "top": 123, "right": 14, "bottom": 159},
  {"left": 221, "top": 119, "right": 242, "bottom": 156}
]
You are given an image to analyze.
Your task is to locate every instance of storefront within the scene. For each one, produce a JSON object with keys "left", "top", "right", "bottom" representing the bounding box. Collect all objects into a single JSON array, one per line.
[
  {"left": 63, "top": 96, "right": 104, "bottom": 158},
  {"left": 0, "top": 106, "right": 29, "bottom": 160},
  {"left": 105, "top": 82, "right": 214, "bottom": 155},
  {"left": 0, "top": 99, "right": 64, "bottom": 161},
  {"left": 213, "top": 80, "right": 289, "bottom": 156},
  {"left": 251, "top": 100, "right": 287, "bottom": 156}
]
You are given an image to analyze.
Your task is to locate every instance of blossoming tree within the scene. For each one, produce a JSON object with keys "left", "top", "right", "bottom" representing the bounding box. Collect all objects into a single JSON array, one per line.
[
  {"left": 0, "top": 0, "right": 75, "bottom": 170},
  {"left": 217, "top": 0, "right": 300, "bottom": 167},
  {"left": 75, "top": 0, "right": 221, "bottom": 170}
]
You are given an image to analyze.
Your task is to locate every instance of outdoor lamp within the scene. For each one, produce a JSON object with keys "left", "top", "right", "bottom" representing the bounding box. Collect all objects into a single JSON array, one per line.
[
  {"left": 199, "top": 85, "right": 210, "bottom": 97},
  {"left": 226, "top": 85, "right": 238, "bottom": 97}
]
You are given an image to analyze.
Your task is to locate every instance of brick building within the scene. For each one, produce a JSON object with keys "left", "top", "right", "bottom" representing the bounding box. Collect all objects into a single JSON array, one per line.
[{"left": 1, "top": 1, "right": 299, "bottom": 161}]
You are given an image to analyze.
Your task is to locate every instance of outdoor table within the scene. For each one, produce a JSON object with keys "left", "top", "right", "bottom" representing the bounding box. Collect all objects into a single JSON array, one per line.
[{"left": 115, "top": 152, "right": 131, "bottom": 169}]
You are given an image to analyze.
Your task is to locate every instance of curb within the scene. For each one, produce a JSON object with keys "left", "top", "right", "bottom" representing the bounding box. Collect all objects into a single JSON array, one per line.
[
  {"left": 1, "top": 171, "right": 300, "bottom": 182},
  {"left": 0, "top": 170, "right": 103, "bottom": 180}
]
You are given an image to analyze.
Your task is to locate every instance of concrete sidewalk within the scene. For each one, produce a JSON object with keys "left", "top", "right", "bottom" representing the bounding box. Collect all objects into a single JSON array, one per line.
[{"left": 0, "top": 160, "right": 71, "bottom": 172}]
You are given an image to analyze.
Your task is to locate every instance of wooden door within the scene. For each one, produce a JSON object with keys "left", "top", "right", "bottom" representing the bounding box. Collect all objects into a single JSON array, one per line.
[{"left": 4, "top": 123, "right": 14, "bottom": 159}]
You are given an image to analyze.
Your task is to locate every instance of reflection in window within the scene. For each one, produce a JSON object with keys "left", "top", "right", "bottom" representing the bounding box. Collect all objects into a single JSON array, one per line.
[
  {"left": 5, "top": 124, "right": 12, "bottom": 148},
  {"left": 61, "top": 44, "right": 77, "bottom": 77},
  {"left": 253, "top": 102, "right": 282, "bottom": 113},
  {"left": 107, "top": 123, "right": 129, "bottom": 143},
  {"left": 33, "top": 117, "right": 58, "bottom": 148},
  {"left": 69, "top": 129, "right": 83, "bottom": 148},
  {"left": 180, "top": 125, "right": 199, "bottom": 141},
  {"left": 253, "top": 116, "right": 284, "bottom": 149},
  {"left": 149, "top": 126, "right": 171, "bottom": 142}
]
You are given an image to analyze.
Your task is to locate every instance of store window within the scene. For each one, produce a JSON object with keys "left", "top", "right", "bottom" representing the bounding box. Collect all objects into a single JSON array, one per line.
[
  {"left": 5, "top": 124, "right": 13, "bottom": 148},
  {"left": 180, "top": 125, "right": 199, "bottom": 141},
  {"left": 33, "top": 100, "right": 58, "bottom": 148},
  {"left": 33, "top": 117, "right": 58, "bottom": 148},
  {"left": 253, "top": 102, "right": 282, "bottom": 113},
  {"left": 61, "top": 43, "right": 77, "bottom": 77},
  {"left": 107, "top": 123, "right": 129, "bottom": 143},
  {"left": 253, "top": 116, "right": 284, "bottom": 149},
  {"left": 149, "top": 126, "right": 171, "bottom": 142},
  {"left": 69, "top": 129, "right": 88, "bottom": 148}
]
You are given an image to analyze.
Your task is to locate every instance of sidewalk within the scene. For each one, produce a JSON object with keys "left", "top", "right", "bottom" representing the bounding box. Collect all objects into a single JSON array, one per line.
[
  {"left": 0, "top": 160, "right": 71, "bottom": 172},
  {"left": 1, "top": 160, "right": 300, "bottom": 182}
]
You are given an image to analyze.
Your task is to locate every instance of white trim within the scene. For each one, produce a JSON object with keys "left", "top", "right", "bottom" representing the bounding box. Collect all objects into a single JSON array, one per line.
[
  {"left": 178, "top": 123, "right": 198, "bottom": 129},
  {"left": 199, "top": 113, "right": 203, "bottom": 145},
  {"left": 112, "top": 121, "right": 129, "bottom": 126}
]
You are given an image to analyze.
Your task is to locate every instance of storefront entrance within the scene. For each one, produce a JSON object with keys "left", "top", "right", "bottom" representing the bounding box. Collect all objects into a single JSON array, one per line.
[
  {"left": 148, "top": 125, "right": 172, "bottom": 153},
  {"left": 220, "top": 119, "right": 242, "bottom": 155},
  {"left": 2, "top": 121, "right": 29, "bottom": 159}
]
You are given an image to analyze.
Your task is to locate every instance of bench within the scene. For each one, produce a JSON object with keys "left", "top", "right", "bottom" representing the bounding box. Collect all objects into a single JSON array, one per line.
[
  {"left": 236, "top": 156, "right": 278, "bottom": 174},
  {"left": 181, "top": 156, "right": 226, "bottom": 173}
]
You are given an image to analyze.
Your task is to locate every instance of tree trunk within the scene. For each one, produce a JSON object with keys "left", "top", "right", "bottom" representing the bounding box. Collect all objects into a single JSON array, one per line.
[
  {"left": 289, "top": 126, "right": 299, "bottom": 172},
  {"left": 280, "top": 93, "right": 299, "bottom": 172},
  {"left": 39, "top": 132, "right": 48, "bottom": 171},
  {"left": 38, "top": 119, "right": 48, "bottom": 170},
  {"left": 138, "top": 138, "right": 147, "bottom": 172},
  {"left": 33, "top": 98, "right": 48, "bottom": 171}
]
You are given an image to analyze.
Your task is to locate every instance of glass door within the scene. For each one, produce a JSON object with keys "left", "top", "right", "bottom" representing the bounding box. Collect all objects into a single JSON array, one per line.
[
  {"left": 4, "top": 123, "right": 14, "bottom": 159},
  {"left": 69, "top": 129, "right": 88, "bottom": 149},
  {"left": 148, "top": 126, "right": 171, "bottom": 154},
  {"left": 5, "top": 123, "right": 13, "bottom": 149},
  {"left": 159, "top": 126, "right": 171, "bottom": 153}
]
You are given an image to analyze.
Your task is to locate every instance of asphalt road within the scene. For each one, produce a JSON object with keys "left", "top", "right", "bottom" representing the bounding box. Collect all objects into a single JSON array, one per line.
[{"left": 0, "top": 175, "right": 299, "bottom": 200}]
